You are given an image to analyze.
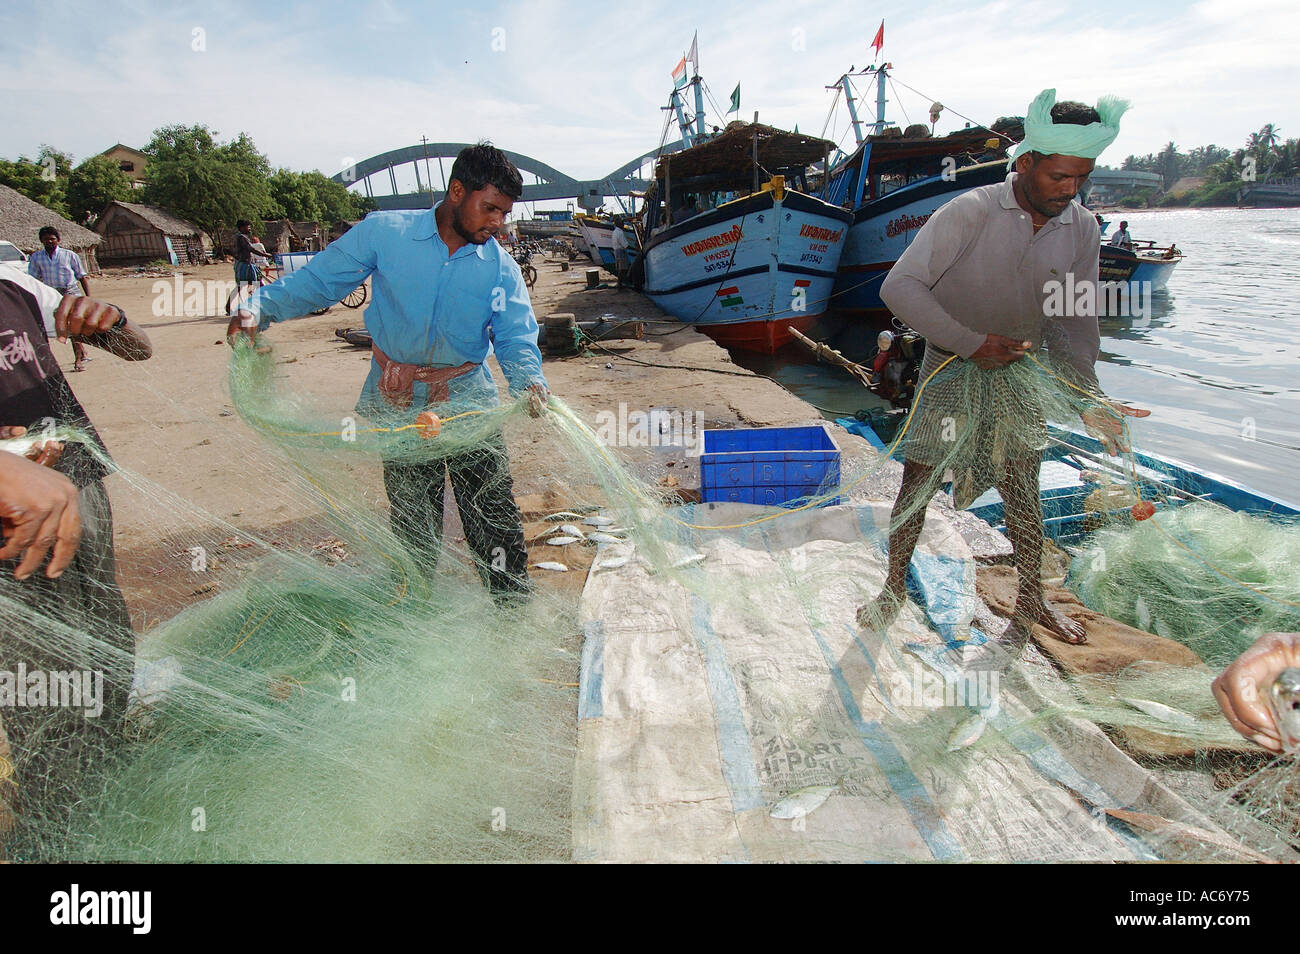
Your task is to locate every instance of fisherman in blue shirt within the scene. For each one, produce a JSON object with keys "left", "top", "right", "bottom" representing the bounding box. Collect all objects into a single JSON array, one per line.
[{"left": 228, "top": 143, "right": 549, "bottom": 602}]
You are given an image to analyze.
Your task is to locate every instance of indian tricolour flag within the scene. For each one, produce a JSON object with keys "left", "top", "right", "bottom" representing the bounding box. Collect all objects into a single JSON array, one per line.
[
  {"left": 672, "top": 56, "right": 688, "bottom": 89},
  {"left": 717, "top": 285, "right": 743, "bottom": 307}
]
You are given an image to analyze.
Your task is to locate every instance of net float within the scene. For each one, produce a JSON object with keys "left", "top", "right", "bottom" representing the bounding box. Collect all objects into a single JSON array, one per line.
[
  {"left": 1131, "top": 500, "right": 1156, "bottom": 521},
  {"left": 415, "top": 411, "right": 442, "bottom": 439}
]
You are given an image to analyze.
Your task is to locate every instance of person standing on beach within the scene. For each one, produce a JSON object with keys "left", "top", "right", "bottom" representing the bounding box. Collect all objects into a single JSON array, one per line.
[
  {"left": 227, "top": 143, "right": 548, "bottom": 604},
  {"left": 27, "top": 227, "right": 91, "bottom": 372},
  {"left": 612, "top": 217, "right": 630, "bottom": 289},
  {"left": 232, "top": 220, "right": 263, "bottom": 289},
  {"left": 861, "top": 89, "right": 1148, "bottom": 648}
]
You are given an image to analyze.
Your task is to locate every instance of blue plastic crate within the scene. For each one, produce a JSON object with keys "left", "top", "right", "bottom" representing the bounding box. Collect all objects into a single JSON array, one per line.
[{"left": 700, "top": 425, "right": 840, "bottom": 507}]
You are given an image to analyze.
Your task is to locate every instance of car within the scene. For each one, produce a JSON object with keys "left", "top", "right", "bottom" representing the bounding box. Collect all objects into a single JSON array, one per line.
[{"left": 0, "top": 241, "right": 27, "bottom": 268}]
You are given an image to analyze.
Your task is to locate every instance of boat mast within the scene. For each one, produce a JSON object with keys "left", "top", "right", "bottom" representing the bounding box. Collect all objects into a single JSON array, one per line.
[
  {"left": 693, "top": 70, "right": 707, "bottom": 142},
  {"left": 838, "top": 72, "right": 866, "bottom": 147},
  {"left": 860, "top": 63, "right": 889, "bottom": 134},
  {"left": 670, "top": 87, "right": 696, "bottom": 149}
]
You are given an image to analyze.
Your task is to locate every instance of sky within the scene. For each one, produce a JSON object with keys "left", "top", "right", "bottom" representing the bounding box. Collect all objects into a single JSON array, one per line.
[{"left": 3, "top": 0, "right": 1298, "bottom": 211}]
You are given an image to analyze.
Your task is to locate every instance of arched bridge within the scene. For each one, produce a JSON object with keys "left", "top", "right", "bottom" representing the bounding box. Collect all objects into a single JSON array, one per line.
[{"left": 331, "top": 141, "right": 684, "bottom": 212}]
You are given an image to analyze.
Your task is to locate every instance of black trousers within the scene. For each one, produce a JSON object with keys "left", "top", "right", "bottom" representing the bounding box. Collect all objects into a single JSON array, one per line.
[{"left": 382, "top": 436, "right": 532, "bottom": 600}]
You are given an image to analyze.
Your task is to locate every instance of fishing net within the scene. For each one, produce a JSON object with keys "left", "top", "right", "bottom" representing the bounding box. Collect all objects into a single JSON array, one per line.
[{"left": 1, "top": 325, "right": 1296, "bottom": 863}]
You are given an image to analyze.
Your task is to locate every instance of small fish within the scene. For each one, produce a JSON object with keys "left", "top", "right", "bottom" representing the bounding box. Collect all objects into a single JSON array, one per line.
[
  {"left": 947, "top": 713, "right": 987, "bottom": 752},
  {"left": 529, "top": 561, "right": 568, "bottom": 572},
  {"left": 648, "top": 553, "right": 705, "bottom": 575},
  {"left": 769, "top": 783, "right": 838, "bottom": 820},
  {"left": 1267, "top": 667, "right": 1300, "bottom": 752},
  {"left": 583, "top": 515, "right": 615, "bottom": 527},
  {"left": 557, "top": 524, "right": 586, "bottom": 539},
  {"left": 543, "top": 511, "right": 584, "bottom": 522},
  {"left": 587, "top": 531, "right": 626, "bottom": 545},
  {"left": 595, "top": 555, "right": 630, "bottom": 571},
  {"left": 546, "top": 536, "right": 580, "bottom": 546},
  {"left": 1118, "top": 696, "right": 1198, "bottom": 729},
  {"left": 0, "top": 426, "right": 82, "bottom": 457},
  {"left": 1133, "top": 595, "right": 1152, "bottom": 631}
]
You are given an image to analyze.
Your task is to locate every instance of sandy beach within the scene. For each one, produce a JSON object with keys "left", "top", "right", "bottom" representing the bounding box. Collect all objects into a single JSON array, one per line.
[{"left": 60, "top": 256, "right": 876, "bottom": 627}]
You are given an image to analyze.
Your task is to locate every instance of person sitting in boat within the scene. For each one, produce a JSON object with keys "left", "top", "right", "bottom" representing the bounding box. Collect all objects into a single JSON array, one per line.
[
  {"left": 1107, "top": 220, "right": 1133, "bottom": 249},
  {"left": 862, "top": 88, "right": 1148, "bottom": 649},
  {"left": 672, "top": 195, "right": 700, "bottom": 223}
]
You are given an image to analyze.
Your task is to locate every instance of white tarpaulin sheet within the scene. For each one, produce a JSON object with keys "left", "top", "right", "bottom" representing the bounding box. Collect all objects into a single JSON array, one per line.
[{"left": 573, "top": 499, "right": 1221, "bottom": 863}]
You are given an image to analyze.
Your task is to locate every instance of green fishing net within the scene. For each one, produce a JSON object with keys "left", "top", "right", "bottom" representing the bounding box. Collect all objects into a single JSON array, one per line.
[{"left": 0, "top": 337, "right": 1295, "bottom": 863}]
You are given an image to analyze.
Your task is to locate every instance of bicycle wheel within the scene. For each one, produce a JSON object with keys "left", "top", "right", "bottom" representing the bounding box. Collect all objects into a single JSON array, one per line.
[
  {"left": 523, "top": 264, "right": 537, "bottom": 289},
  {"left": 343, "top": 284, "right": 367, "bottom": 309}
]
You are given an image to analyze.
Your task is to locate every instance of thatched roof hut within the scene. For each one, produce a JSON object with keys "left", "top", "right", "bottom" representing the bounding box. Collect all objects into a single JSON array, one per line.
[
  {"left": 0, "top": 184, "right": 102, "bottom": 272},
  {"left": 95, "top": 200, "right": 212, "bottom": 267}
]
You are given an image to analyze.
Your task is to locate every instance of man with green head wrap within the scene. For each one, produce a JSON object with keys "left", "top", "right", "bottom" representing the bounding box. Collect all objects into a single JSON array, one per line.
[{"left": 863, "top": 89, "right": 1148, "bottom": 649}]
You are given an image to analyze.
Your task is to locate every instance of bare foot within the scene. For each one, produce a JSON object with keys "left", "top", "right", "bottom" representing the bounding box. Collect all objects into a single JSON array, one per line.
[
  {"left": 1016, "top": 598, "right": 1087, "bottom": 645},
  {"left": 856, "top": 586, "right": 905, "bottom": 631}
]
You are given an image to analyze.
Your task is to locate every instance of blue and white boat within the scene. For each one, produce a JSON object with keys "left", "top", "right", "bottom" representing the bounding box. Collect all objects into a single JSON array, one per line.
[
  {"left": 1099, "top": 240, "right": 1183, "bottom": 295},
  {"left": 638, "top": 121, "right": 852, "bottom": 354},
  {"left": 576, "top": 213, "right": 616, "bottom": 267}
]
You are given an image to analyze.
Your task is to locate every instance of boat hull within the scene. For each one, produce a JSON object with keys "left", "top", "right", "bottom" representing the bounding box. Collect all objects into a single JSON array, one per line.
[
  {"left": 642, "top": 189, "right": 852, "bottom": 354},
  {"left": 577, "top": 216, "right": 615, "bottom": 267},
  {"left": 831, "top": 162, "right": 1007, "bottom": 320},
  {"left": 1131, "top": 257, "right": 1180, "bottom": 293}
]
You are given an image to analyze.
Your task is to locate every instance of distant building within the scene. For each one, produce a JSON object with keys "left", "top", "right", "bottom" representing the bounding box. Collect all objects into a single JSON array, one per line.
[
  {"left": 258, "top": 219, "right": 298, "bottom": 255},
  {"left": 290, "top": 221, "right": 325, "bottom": 252},
  {"left": 100, "top": 144, "right": 149, "bottom": 188},
  {"left": 0, "top": 183, "right": 101, "bottom": 272},
  {"left": 94, "top": 201, "right": 211, "bottom": 267}
]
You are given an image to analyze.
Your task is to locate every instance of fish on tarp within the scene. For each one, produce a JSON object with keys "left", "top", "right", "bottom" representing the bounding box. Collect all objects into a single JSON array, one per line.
[
  {"left": 947, "top": 713, "right": 988, "bottom": 752},
  {"left": 1118, "top": 696, "right": 1198, "bottom": 729},
  {"left": 542, "top": 511, "right": 585, "bottom": 522},
  {"left": 529, "top": 561, "right": 568, "bottom": 572},
  {"left": 557, "top": 524, "right": 586, "bottom": 540},
  {"left": 769, "top": 783, "right": 838, "bottom": 820},
  {"left": 594, "top": 555, "right": 630, "bottom": 571},
  {"left": 647, "top": 553, "right": 705, "bottom": 575},
  {"left": 587, "top": 531, "right": 627, "bottom": 546},
  {"left": 1267, "top": 667, "right": 1300, "bottom": 752},
  {"left": 546, "top": 536, "right": 581, "bottom": 546},
  {"left": 583, "top": 515, "right": 615, "bottom": 527}
]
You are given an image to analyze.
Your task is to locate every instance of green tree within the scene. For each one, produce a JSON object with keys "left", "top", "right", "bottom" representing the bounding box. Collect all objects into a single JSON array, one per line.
[
  {"left": 266, "top": 169, "right": 322, "bottom": 222},
  {"left": 141, "top": 124, "right": 275, "bottom": 240},
  {"left": 37, "top": 145, "right": 74, "bottom": 180},
  {"left": 66, "top": 155, "right": 133, "bottom": 224},
  {"left": 301, "top": 171, "right": 372, "bottom": 222},
  {"left": 0, "top": 145, "right": 72, "bottom": 216}
]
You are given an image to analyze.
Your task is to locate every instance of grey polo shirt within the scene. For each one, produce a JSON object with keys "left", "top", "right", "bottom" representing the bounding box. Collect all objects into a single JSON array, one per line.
[{"left": 880, "top": 172, "right": 1102, "bottom": 391}]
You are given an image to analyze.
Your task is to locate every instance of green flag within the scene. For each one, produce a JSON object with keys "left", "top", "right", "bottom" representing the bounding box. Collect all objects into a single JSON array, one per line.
[{"left": 729, "top": 83, "right": 740, "bottom": 114}]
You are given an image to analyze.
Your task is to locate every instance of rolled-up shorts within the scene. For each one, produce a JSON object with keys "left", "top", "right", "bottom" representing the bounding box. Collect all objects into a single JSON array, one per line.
[{"left": 904, "top": 356, "right": 1048, "bottom": 506}]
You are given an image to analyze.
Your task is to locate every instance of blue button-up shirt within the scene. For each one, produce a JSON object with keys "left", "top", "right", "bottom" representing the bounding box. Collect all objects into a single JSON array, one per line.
[
  {"left": 246, "top": 205, "right": 546, "bottom": 417},
  {"left": 27, "top": 246, "right": 86, "bottom": 295}
]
